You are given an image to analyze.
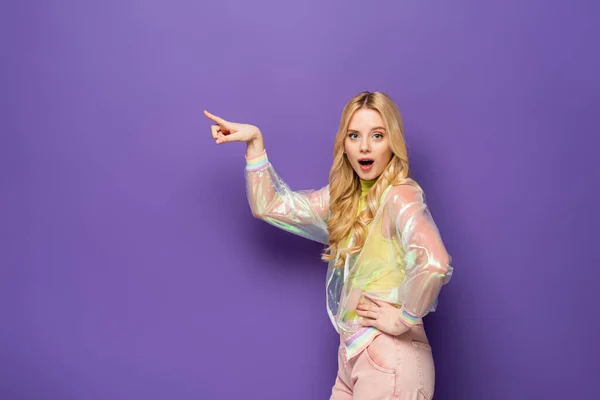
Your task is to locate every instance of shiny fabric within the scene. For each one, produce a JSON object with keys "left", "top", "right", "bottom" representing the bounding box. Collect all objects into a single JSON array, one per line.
[{"left": 245, "top": 160, "right": 453, "bottom": 347}]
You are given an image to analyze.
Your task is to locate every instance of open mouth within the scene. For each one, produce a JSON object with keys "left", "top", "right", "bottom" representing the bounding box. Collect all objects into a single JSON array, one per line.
[{"left": 358, "top": 158, "right": 374, "bottom": 171}]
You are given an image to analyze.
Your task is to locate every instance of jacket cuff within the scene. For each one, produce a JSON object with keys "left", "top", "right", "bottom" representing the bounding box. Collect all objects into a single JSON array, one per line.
[
  {"left": 399, "top": 307, "right": 423, "bottom": 326},
  {"left": 246, "top": 149, "right": 270, "bottom": 172}
]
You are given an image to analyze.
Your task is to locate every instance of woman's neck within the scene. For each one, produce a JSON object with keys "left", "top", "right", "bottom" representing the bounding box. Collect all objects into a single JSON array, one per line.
[{"left": 360, "top": 178, "right": 376, "bottom": 198}]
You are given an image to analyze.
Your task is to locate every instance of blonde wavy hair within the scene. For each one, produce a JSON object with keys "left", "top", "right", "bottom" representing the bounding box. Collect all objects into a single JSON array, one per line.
[{"left": 321, "top": 91, "right": 420, "bottom": 268}]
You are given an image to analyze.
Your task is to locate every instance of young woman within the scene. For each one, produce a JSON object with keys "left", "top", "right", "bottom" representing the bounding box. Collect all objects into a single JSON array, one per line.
[{"left": 204, "top": 91, "right": 453, "bottom": 400}]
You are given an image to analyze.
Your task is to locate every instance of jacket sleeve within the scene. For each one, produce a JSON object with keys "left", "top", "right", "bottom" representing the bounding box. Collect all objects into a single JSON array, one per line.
[
  {"left": 245, "top": 149, "right": 330, "bottom": 245},
  {"left": 385, "top": 184, "right": 453, "bottom": 326}
]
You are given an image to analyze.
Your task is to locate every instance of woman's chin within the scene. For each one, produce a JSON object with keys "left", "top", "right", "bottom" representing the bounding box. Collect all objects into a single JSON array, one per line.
[{"left": 355, "top": 169, "right": 381, "bottom": 181}]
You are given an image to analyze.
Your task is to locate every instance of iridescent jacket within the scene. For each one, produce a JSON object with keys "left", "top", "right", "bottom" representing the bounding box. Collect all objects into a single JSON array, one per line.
[{"left": 245, "top": 150, "right": 453, "bottom": 358}]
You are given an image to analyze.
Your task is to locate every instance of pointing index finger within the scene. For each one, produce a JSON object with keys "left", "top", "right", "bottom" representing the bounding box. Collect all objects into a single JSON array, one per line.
[{"left": 203, "top": 110, "right": 228, "bottom": 126}]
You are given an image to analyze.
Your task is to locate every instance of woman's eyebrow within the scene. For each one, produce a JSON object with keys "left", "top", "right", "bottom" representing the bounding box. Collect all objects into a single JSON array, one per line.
[{"left": 347, "top": 126, "right": 387, "bottom": 132}]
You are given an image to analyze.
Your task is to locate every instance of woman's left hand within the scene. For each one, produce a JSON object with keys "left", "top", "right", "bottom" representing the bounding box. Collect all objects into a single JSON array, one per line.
[{"left": 356, "top": 295, "right": 410, "bottom": 336}]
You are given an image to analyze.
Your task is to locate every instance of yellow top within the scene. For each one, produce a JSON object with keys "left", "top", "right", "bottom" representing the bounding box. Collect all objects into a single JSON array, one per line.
[{"left": 339, "top": 179, "right": 406, "bottom": 320}]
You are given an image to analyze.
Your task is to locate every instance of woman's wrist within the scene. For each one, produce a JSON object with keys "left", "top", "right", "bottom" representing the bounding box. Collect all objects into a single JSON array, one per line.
[
  {"left": 245, "top": 129, "right": 264, "bottom": 158},
  {"left": 245, "top": 138, "right": 269, "bottom": 172}
]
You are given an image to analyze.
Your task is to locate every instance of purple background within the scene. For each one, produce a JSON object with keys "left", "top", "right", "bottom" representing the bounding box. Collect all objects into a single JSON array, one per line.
[{"left": 2, "top": 0, "right": 599, "bottom": 399}]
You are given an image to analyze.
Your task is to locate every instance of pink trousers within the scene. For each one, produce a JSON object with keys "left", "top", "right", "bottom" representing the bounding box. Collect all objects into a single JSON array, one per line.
[{"left": 330, "top": 326, "right": 435, "bottom": 400}]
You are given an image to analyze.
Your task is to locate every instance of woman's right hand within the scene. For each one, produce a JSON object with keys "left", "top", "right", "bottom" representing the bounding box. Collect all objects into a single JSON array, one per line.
[
  {"left": 203, "top": 110, "right": 261, "bottom": 145},
  {"left": 204, "top": 110, "right": 265, "bottom": 157}
]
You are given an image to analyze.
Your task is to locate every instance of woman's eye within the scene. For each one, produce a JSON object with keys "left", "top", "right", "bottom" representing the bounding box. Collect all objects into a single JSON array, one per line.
[
  {"left": 374, "top": 133, "right": 383, "bottom": 139},
  {"left": 349, "top": 133, "right": 358, "bottom": 139}
]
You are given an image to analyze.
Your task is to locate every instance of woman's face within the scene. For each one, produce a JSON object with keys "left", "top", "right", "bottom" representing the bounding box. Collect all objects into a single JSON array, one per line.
[{"left": 344, "top": 108, "right": 393, "bottom": 181}]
